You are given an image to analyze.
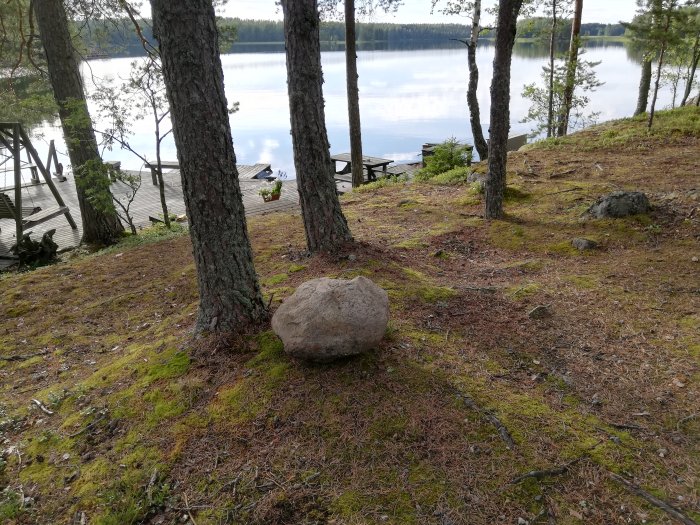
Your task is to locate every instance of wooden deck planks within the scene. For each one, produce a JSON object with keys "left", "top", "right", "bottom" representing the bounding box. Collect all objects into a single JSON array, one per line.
[{"left": 0, "top": 167, "right": 299, "bottom": 269}]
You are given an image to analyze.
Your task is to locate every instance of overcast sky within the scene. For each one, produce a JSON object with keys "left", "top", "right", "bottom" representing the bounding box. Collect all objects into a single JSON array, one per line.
[{"left": 222, "top": 1, "right": 639, "bottom": 25}]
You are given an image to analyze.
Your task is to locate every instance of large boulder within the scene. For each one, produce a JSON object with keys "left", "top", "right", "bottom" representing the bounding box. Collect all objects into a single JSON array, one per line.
[
  {"left": 271, "top": 276, "right": 389, "bottom": 362},
  {"left": 587, "top": 191, "right": 650, "bottom": 219}
]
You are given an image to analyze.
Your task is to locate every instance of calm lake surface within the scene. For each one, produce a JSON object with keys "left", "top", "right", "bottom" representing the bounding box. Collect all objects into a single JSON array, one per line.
[{"left": 30, "top": 43, "right": 674, "bottom": 178}]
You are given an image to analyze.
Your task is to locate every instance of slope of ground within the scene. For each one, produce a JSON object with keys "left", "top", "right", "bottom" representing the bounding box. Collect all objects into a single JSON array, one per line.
[{"left": 0, "top": 107, "right": 698, "bottom": 524}]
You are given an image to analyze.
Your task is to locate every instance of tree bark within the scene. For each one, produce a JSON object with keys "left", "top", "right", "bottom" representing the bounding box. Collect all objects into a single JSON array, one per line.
[
  {"left": 345, "top": 0, "right": 364, "bottom": 188},
  {"left": 557, "top": 0, "right": 583, "bottom": 137},
  {"left": 648, "top": 9, "right": 673, "bottom": 129},
  {"left": 680, "top": 31, "right": 700, "bottom": 107},
  {"left": 151, "top": 0, "right": 267, "bottom": 334},
  {"left": 635, "top": 56, "right": 653, "bottom": 115},
  {"left": 467, "top": 0, "right": 488, "bottom": 160},
  {"left": 547, "top": 0, "right": 557, "bottom": 137},
  {"left": 282, "top": 0, "right": 353, "bottom": 252},
  {"left": 485, "top": 0, "right": 523, "bottom": 220},
  {"left": 33, "top": 0, "right": 124, "bottom": 245},
  {"left": 648, "top": 42, "right": 667, "bottom": 128}
]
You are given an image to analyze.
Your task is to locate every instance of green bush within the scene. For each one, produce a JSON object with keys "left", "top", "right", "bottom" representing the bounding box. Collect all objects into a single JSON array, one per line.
[{"left": 416, "top": 138, "right": 472, "bottom": 180}]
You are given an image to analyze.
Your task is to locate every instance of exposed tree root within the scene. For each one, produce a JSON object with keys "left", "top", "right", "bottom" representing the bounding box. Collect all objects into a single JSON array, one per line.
[
  {"left": 609, "top": 472, "right": 698, "bottom": 525},
  {"left": 456, "top": 392, "right": 516, "bottom": 450},
  {"left": 511, "top": 457, "right": 583, "bottom": 484},
  {"left": 0, "top": 350, "right": 47, "bottom": 362}
]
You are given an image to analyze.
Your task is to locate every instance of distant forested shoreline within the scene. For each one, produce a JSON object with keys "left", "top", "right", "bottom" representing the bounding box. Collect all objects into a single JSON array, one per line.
[{"left": 79, "top": 18, "right": 628, "bottom": 59}]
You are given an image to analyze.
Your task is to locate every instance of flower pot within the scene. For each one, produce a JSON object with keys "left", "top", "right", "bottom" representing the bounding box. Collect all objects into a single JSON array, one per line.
[{"left": 262, "top": 193, "right": 281, "bottom": 202}]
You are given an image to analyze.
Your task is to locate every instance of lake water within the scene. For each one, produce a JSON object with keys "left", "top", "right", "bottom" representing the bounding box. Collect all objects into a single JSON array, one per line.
[{"left": 28, "top": 43, "right": 674, "bottom": 179}]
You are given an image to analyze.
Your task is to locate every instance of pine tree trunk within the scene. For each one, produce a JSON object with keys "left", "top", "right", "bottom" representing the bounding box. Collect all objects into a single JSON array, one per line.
[
  {"left": 557, "top": 0, "right": 583, "bottom": 137},
  {"left": 33, "top": 0, "right": 124, "bottom": 245},
  {"left": 151, "top": 0, "right": 267, "bottom": 334},
  {"left": 635, "top": 57, "right": 653, "bottom": 115},
  {"left": 345, "top": 0, "right": 364, "bottom": 188},
  {"left": 547, "top": 0, "right": 557, "bottom": 137},
  {"left": 648, "top": 9, "right": 673, "bottom": 129},
  {"left": 648, "top": 43, "right": 667, "bottom": 128},
  {"left": 680, "top": 32, "right": 700, "bottom": 107},
  {"left": 467, "top": 0, "right": 488, "bottom": 160},
  {"left": 282, "top": 0, "right": 353, "bottom": 252},
  {"left": 485, "top": 0, "right": 523, "bottom": 220}
]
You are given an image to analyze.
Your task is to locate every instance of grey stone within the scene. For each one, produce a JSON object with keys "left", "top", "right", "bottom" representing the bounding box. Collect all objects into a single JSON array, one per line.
[
  {"left": 467, "top": 171, "right": 486, "bottom": 184},
  {"left": 271, "top": 276, "right": 389, "bottom": 361},
  {"left": 587, "top": 191, "right": 650, "bottom": 218},
  {"left": 571, "top": 238, "right": 598, "bottom": 251},
  {"left": 528, "top": 305, "right": 551, "bottom": 319}
]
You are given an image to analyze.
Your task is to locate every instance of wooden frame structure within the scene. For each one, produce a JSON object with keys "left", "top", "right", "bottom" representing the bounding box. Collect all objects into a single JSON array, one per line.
[{"left": 0, "top": 122, "right": 77, "bottom": 252}]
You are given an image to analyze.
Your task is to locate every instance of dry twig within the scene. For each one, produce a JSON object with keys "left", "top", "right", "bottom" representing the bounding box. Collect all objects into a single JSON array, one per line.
[
  {"left": 676, "top": 413, "right": 698, "bottom": 432},
  {"left": 31, "top": 398, "right": 54, "bottom": 415}
]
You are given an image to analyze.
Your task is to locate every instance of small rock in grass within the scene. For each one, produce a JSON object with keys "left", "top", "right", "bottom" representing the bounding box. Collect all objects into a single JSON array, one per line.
[
  {"left": 528, "top": 305, "right": 551, "bottom": 319},
  {"left": 572, "top": 238, "right": 598, "bottom": 251}
]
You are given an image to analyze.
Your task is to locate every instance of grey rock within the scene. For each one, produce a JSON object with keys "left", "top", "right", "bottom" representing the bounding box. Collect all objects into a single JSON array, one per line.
[
  {"left": 587, "top": 191, "right": 650, "bottom": 218},
  {"left": 528, "top": 305, "right": 551, "bottom": 319},
  {"left": 467, "top": 171, "right": 486, "bottom": 184},
  {"left": 271, "top": 276, "right": 389, "bottom": 361},
  {"left": 571, "top": 238, "right": 598, "bottom": 251}
]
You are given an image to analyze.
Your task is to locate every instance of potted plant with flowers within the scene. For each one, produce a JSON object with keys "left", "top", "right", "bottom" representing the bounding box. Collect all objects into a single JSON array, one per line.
[{"left": 259, "top": 180, "right": 283, "bottom": 202}]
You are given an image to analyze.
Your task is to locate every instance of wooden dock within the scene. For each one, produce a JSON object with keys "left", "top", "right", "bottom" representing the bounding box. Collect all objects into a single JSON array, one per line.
[
  {"left": 0, "top": 165, "right": 298, "bottom": 270},
  {"left": 1, "top": 161, "right": 422, "bottom": 270}
]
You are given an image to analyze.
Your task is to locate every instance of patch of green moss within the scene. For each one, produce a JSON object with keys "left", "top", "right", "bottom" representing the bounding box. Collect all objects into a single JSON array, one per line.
[
  {"left": 288, "top": 263, "right": 307, "bottom": 273},
  {"left": 18, "top": 460, "right": 60, "bottom": 487},
  {"left": 407, "top": 463, "right": 447, "bottom": 507},
  {"left": 330, "top": 490, "right": 365, "bottom": 516},
  {"left": 395, "top": 268, "right": 457, "bottom": 303},
  {"left": 144, "top": 389, "right": 186, "bottom": 427},
  {"left": 688, "top": 344, "right": 700, "bottom": 358},
  {"left": 546, "top": 241, "right": 582, "bottom": 256},
  {"left": 0, "top": 490, "right": 22, "bottom": 520},
  {"left": 14, "top": 355, "right": 45, "bottom": 369},
  {"left": 489, "top": 221, "right": 531, "bottom": 251},
  {"left": 501, "top": 259, "right": 543, "bottom": 272},
  {"left": 263, "top": 273, "right": 289, "bottom": 286},
  {"left": 504, "top": 186, "right": 532, "bottom": 202},
  {"left": 679, "top": 315, "right": 699, "bottom": 330},
  {"left": 405, "top": 330, "right": 445, "bottom": 348},
  {"left": 210, "top": 332, "right": 289, "bottom": 424},
  {"left": 3, "top": 301, "right": 33, "bottom": 318},
  {"left": 564, "top": 275, "right": 598, "bottom": 289},
  {"left": 145, "top": 349, "right": 190, "bottom": 382},
  {"left": 507, "top": 282, "right": 541, "bottom": 299},
  {"left": 369, "top": 414, "right": 409, "bottom": 440},
  {"left": 354, "top": 175, "right": 409, "bottom": 193}
]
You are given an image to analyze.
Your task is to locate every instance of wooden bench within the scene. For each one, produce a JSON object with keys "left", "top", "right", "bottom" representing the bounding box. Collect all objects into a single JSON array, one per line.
[
  {"left": 145, "top": 160, "right": 180, "bottom": 186},
  {"left": 0, "top": 193, "right": 68, "bottom": 228}
]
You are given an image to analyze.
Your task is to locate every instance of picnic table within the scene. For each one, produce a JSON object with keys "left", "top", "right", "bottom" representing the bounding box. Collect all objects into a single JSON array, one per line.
[
  {"left": 145, "top": 160, "right": 180, "bottom": 186},
  {"left": 330, "top": 153, "right": 394, "bottom": 182}
]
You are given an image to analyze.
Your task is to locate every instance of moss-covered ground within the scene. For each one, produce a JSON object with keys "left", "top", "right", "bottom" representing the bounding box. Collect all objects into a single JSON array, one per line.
[{"left": 0, "top": 107, "right": 698, "bottom": 524}]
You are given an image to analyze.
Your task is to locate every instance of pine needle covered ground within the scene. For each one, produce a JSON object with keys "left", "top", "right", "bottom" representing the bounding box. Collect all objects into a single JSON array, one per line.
[{"left": 1, "top": 107, "right": 698, "bottom": 524}]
